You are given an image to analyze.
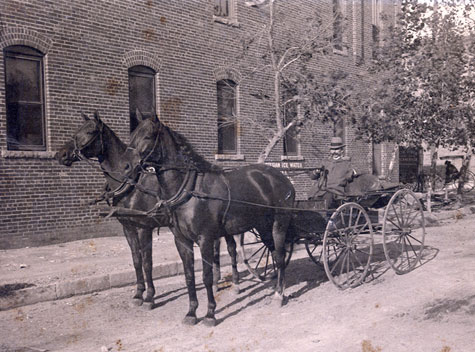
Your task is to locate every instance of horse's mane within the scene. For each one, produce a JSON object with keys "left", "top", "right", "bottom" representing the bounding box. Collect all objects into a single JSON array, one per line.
[
  {"left": 162, "top": 124, "right": 222, "bottom": 173},
  {"left": 102, "top": 121, "right": 126, "bottom": 150}
]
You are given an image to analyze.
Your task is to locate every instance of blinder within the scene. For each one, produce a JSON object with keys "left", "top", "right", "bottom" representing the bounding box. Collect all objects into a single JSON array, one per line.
[{"left": 72, "top": 120, "right": 105, "bottom": 161}]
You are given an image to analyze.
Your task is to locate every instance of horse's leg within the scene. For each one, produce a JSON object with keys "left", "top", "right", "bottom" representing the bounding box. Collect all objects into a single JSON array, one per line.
[
  {"left": 271, "top": 215, "right": 291, "bottom": 307},
  {"left": 174, "top": 234, "right": 198, "bottom": 325},
  {"left": 123, "top": 224, "right": 145, "bottom": 305},
  {"left": 224, "top": 234, "right": 240, "bottom": 294},
  {"left": 212, "top": 238, "right": 221, "bottom": 294},
  {"left": 139, "top": 227, "right": 155, "bottom": 309},
  {"left": 199, "top": 238, "right": 218, "bottom": 327}
]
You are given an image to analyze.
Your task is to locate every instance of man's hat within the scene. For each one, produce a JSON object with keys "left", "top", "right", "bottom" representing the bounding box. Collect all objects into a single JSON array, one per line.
[{"left": 330, "top": 136, "right": 345, "bottom": 150}]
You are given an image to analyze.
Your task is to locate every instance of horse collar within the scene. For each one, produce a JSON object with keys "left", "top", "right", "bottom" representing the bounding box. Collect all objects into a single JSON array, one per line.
[{"left": 150, "top": 169, "right": 199, "bottom": 214}]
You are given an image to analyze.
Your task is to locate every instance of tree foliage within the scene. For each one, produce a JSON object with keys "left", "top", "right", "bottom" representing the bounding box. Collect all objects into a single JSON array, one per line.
[
  {"left": 353, "top": 0, "right": 475, "bottom": 151},
  {"left": 236, "top": 0, "right": 357, "bottom": 162}
]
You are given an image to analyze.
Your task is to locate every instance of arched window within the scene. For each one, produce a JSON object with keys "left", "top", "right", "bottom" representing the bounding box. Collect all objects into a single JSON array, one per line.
[
  {"left": 4, "top": 45, "right": 45, "bottom": 151},
  {"left": 216, "top": 79, "right": 237, "bottom": 154},
  {"left": 128, "top": 65, "right": 156, "bottom": 133}
]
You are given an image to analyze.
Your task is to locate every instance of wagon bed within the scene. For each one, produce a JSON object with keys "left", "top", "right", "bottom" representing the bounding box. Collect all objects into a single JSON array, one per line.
[{"left": 240, "top": 185, "right": 426, "bottom": 289}]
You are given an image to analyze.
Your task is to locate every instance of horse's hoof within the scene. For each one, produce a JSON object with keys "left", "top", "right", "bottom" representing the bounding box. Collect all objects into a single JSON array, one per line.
[
  {"left": 272, "top": 293, "right": 284, "bottom": 308},
  {"left": 142, "top": 301, "right": 154, "bottom": 310},
  {"left": 132, "top": 298, "right": 143, "bottom": 307},
  {"left": 203, "top": 317, "right": 217, "bottom": 327},
  {"left": 182, "top": 315, "right": 198, "bottom": 326},
  {"left": 232, "top": 285, "right": 241, "bottom": 295}
]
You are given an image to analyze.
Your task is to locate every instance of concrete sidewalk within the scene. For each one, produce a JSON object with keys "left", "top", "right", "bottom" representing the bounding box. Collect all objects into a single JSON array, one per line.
[{"left": 1, "top": 201, "right": 474, "bottom": 311}]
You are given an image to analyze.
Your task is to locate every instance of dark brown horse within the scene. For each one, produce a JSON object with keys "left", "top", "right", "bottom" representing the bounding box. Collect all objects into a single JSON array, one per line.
[
  {"left": 118, "top": 115, "right": 295, "bottom": 326},
  {"left": 55, "top": 111, "right": 162, "bottom": 307}
]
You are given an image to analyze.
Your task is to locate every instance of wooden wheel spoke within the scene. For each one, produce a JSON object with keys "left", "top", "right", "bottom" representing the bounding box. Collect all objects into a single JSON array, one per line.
[
  {"left": 338, "top": 250, "right": 349, "bottom": 277},
  {"left": 353, "top": 210, "right": 362, "bottom": 233},
  {"left": 405, "top": 209, "right": 420, "bottom": 228},
  {"left": 390, "top": 203, "right": 404, "bottom": 227},
  {"left": 351, "top": 249, "right": 366, "bottom": 269},
  {"left": 245, "top": 240, "right": 265, "bottom": 246},
  {"left": 340, "top": 211, "right": 346, "bottom": 227},
  {"left": 354, "top": 222, "right": 370, "bottom": 238},
  {"left": 403, "top": 237, "right": 411, "bottom": 265},
  {"left": 404, "top": 234, "right": 422, "bottom": 261},
  {"left": 348, "top": 207, "right": 354, "bottom": 228},
  {"left": 385, "top": 215, "right": 403, "bottom": 230},
  {"left": 406, "top": 232, "right": 424, "bottom": 246},
  {"left": 254, "top": 246, "right": 267, "bottom": 269},
  {"left": 346, "top": 251, "right": 351, "bottom": 276},
  {"left": 329, "top": 248, "right": 347, "bottom": 275},
  {"left": 354, "top": 247, "right": 371, "bottom": 256},
  {"left": 248, "top": 244, "right": 266, "bottom": 261}
]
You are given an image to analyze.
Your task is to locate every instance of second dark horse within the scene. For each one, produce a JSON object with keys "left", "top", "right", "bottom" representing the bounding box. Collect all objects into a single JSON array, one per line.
[{"left": 118, "top": 115, "right": 295, "bottom": 326}]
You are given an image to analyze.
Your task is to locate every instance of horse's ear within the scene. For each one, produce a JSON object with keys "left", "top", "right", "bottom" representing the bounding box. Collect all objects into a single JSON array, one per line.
[
  {"left": 136, "top": 108, "right": 144, "bottom": 122},
  {"left": 93, "top": 110, "right": 102, "bottom": 122},
  {"left": 81, "top": 112, "right": 90, "bottom": 121}
]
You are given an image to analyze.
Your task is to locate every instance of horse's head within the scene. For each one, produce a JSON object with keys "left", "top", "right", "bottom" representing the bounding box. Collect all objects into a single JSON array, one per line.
[
  {"left": 120, "top": 113, "right": 163, "bottom": 181},
  {"left": 55, "top": 111, "right": 105, "bottom": 166}
]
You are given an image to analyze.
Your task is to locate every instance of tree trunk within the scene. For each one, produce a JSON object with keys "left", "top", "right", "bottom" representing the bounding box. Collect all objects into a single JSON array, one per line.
[
  {"left": 387, "top": 144, "right": 399, "bottom": 182},
  {"left": 456, "top": 144, "right": 473, "bottom": 203},
  {"left": 429, "top": 145, "right": 438, "bottom": 191}
]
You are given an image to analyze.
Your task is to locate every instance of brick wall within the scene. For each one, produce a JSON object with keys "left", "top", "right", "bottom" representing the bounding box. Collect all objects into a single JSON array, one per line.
[{"left": 0, "top": 0, "right": 397, "bottom": 248}]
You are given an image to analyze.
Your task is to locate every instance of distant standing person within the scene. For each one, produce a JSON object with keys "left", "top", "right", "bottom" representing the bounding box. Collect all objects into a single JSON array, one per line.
[
  {"left": 308, "top": 136, "right": 356, "bottom": 208},
  {"left": 444, "top": 160, "right": 460, "bottom": 184}
]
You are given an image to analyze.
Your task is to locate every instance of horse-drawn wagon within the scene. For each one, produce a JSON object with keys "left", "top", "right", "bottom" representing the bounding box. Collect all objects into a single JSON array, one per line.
[
  {"left": 239, "top": 173, "right": 426, "bottom": 290},
  {"left": 58, "top": 112, "right": 427, "bottom": 325}
]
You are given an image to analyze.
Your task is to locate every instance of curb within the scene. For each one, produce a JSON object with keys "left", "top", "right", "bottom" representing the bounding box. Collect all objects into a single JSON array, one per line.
[
  {"left": 1, "top": 206, "right": 473, "bottom": 311},
  {"left": 0, "top": 254, "right": 233, "bottom": 311}
]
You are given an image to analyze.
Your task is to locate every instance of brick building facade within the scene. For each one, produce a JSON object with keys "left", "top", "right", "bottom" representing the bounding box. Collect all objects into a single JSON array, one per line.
[{"left": 0, "top": 0, "right": 398, "bottom": 248}]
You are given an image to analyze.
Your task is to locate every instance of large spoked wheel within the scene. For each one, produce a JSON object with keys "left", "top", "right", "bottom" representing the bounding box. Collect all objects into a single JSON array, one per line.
[
  {"left": 305, "top": 237, "right": 324, "bottom": 267},
  {"left": 239, "top": 230, "right": 294, "bottom": 281},
  {"left": 454, "top": 171, "right": 475, "bottom": 193},
  {"left": 323, "top": 203, "right": 374, "bottom": 290},
  {"left": 382, "top": 189, "right": 426, "bottom": 274}
]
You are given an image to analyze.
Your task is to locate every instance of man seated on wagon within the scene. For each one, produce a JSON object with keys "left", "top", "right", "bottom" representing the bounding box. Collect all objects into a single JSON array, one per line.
[{"left": 307, "top": 136, "right": 356, "bottom": 208}]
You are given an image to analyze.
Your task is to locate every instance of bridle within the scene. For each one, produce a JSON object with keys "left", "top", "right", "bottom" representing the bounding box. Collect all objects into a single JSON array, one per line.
[{"left": 72, "top": 122, "right": 105, "bottom": 163}]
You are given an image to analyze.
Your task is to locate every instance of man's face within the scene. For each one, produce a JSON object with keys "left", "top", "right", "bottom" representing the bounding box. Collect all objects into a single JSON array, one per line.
[{"left": 330, "top": 147, "right": 344, "bottom": 160}]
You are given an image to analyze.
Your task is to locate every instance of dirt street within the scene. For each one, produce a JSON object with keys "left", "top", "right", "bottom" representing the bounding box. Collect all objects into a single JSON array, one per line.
[{"left": 0, "top": 216, "right": 474, "bottom": 352}]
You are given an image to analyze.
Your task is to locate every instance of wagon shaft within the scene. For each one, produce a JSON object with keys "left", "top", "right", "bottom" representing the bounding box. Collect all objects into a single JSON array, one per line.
[{"left": 96, "top": 205, "right": 151, "bottom": 218}]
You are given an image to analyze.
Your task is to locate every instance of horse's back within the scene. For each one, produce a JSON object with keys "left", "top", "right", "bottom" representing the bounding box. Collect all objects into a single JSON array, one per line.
[{"left": 224, "top": 164, "right": 295, "bottom": 205}]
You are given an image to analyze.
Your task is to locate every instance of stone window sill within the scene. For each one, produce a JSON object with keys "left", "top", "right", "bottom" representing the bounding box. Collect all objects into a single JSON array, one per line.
[
  {"left": 215, "top": 154, "right": 245, "bottom": 161},
  {"left": 1, "top": 149, "right": 56, "bottom": 159},
  {"left": 213, "top": 15, "right": 240, "bottom": 27},
  {"left": 281, "top": 155, "right": 304, "bottom": 162}
]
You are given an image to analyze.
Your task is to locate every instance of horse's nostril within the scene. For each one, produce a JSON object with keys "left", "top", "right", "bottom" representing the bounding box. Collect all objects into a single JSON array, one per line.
[{"left": 125, "top": 163, "right": 130, "bottom": 171}]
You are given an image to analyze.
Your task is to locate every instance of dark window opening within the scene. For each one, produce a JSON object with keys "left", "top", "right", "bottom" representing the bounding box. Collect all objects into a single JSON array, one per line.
[
  {"left": 214, "top": 0, "right": 229, "bottom": 17},
  {"left": 128, "top": 65, "right": 156, "bottom": 133},
  {"left": 217, "top": 79, "right": 237, "bottom": 154},
  {"left": 333, "top": 0, "right": 344, "bottom": 51},
  {"left": 4, "top": 45, "right": 45, "bottom": 151}
]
